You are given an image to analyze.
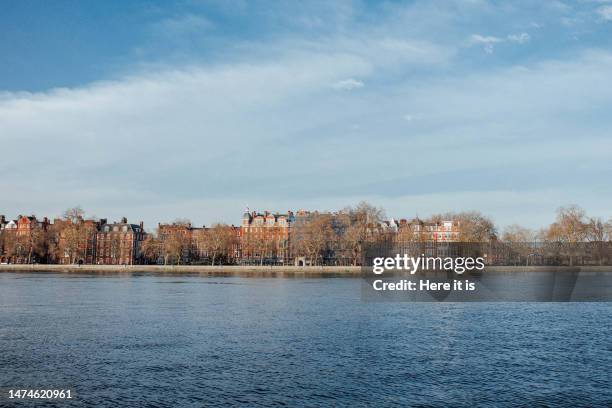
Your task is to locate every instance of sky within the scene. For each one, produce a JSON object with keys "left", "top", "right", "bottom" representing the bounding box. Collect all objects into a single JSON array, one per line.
[{"left": 1, "top": 0, "right": 612, "bottom": 230}]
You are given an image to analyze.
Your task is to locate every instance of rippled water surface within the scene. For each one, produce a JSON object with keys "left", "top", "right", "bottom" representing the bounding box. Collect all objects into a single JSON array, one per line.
[{"left": 1, "top": 273, "right": 611, "bottom": 407}]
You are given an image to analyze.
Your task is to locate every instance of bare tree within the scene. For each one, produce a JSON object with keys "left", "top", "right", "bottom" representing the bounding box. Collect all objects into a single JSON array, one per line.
[
  {"left": 547, "top": 205, "right": 587, "bottom": 242},
  {"left": 247, "top": 235, "right": 275, "bottom": 266},
  {"left": 0, "top": 230, "right": 10, "bottom": 262},
  {"left": 585, "top": 217, "right": 608, "bottom": 242},
  {"left": 397, "top": 220, "right": 429, "bottom": 243},
  {"left": 160, "top": 230, "right": 190, "bottom": 265},
  {"left": 545, "top": 205, "right": 588, "bottom": 266},
  {"left": 63, "top": 206, "right": 85, "bottom": 223},
  {"left": 57, "top": 207, "right": 96, "bottom": 264},
  {"left": 140, "top": 235, "right": 162, "bottom": 264},
  {"left": 453, "top": 211, "right": 496, "bottom": 242},
  {"left": 502, "top": 225, "right": 536, "bottom": 242},
  {"left": 606, "top": 218, "right": 612, "bottom": 241},
  {"left": 109, "top": 234, "right": 122, "bottom": 264},
  {"left": 337, "top": 202, "right": 386, "bottom": 266},
  {"left": 585, "top": 217, "right": 609, "bottom": 266},
  {"left": 1, "top": 231, "right": 17, "bottom": 263},
  {"left": 292, "top": 214, "right": 334, "bottom": 265},
  {"left": 24, "top": 225, "right": 46, "bottom": 263},
  {"left": 41, "top": 223, "right": 63, "bottom": 264},
  {"left": 501, "top": 225, "right": 537, "bottom": 265},
  {"left": 200, "top": 224, "right": 237, "bottom": 266}
]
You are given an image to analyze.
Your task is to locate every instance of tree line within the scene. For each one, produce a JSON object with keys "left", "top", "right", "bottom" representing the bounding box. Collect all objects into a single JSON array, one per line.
[{"left": 1, "top": 203, "right": 611, "bottom": 266}]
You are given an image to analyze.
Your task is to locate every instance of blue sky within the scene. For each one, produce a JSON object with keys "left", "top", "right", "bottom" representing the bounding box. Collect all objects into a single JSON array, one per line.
[{"left": 1, "top": 0, "right": 612, "bottom": 229}]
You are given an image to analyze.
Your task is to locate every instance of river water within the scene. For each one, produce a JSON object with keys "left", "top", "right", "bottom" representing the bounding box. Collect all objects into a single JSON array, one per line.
[{"left": 1, "top": 272, "right": 610, "bottom": 407}]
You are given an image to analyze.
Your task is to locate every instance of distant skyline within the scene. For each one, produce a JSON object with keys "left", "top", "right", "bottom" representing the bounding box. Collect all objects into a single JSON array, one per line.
[{"left": 1, "top": 0, "right": 611, "bottom": 229}]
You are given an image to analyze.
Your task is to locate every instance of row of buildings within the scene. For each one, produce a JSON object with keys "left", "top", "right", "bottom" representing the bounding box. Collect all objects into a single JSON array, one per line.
[
  {"left": 0, "top": 215, "right": 145, "bottom": 265},
  {"left": 0, "top": 210, "right": 461, "bottom": 265}
]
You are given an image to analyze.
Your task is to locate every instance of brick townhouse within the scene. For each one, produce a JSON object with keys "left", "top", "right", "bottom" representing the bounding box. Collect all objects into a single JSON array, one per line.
[
  {"left": 158, "top": 222, "right": 242, "bottom": 264},
  {"left": 95, "top": 218, "right": 146, "bottom": 265},
  {"left": 0, "top": 215, "right": 50, "bottom": 263},
  {"left": 58, "top": 217, "right": 145, "bottom": 265},
  {"left": 240, "top": 209, "right": 295, "bottom": 264}
]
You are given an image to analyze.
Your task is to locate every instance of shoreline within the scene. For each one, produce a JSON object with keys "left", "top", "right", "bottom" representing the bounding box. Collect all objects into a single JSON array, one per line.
[
  {"left": 0, "top": 264, "right": 611, "bottom": 276},
  {"left": 0, "top": 264, "right": 363, "bottom": 277}
]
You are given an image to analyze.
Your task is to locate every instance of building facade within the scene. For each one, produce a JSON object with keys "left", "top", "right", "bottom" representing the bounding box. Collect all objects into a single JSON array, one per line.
[
  {"left": 240, "top": 210, "right": 295, "bottom": 264},
  {"left": 395, "top": 218, "right": 460, "bottom": 242},
  {"left": 95, "top": 218, "right": 145, "bottom": 265},
  {"left": 0, "top": 215, "right": 49, "bottom": 264},
  {"left": 158, "top": 222, "right": 199, "bottom": 264},
  {"left": 58, "top": 218, "right": 101, "bottom": 264}
]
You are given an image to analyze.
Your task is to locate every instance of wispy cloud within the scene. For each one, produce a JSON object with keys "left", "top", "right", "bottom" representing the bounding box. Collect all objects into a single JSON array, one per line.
[
  {"left": 597, "top": 5, "right": 612, "bottom": 20},
  {"left": 332, "top": 78, "right": 364, "bottom": 90},
  {"left": 469, "top": 32, "right": 530, "bottom": 53},
  {"left": 507, "top": 33, "right": 531, "bottom": 44},
  {"left": 2, "top": 50, "right": 612, "bottom": 226},
  {"left": 469, "top": 34, "right": 503, "bottom": 53},
  {"left": 1, "top": 1, "right": 611, "bottom": 227}
]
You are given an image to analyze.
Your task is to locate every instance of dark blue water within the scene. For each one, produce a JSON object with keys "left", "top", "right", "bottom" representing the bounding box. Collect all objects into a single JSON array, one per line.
[{"left": 1, "top": 273, "right": 610, "bottom": 407}]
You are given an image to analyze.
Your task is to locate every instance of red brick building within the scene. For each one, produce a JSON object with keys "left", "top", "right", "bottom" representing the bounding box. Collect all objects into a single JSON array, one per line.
[
  {"left": 157, "top": 222, "right": 241, "bottom": 264},
  {"left": 57, "top": 218, "right": 102, "bottom": 264},
  {"left": 95, "top": 218, "right": 145, "bottom": 265},
  {"left": 0, "top": 215, "right": 49, "bottom": 264},
  {"left": 240, "top": 210, "right": 295, "bottom": 264},
  {"left": 395, "top": 218, "right": 460, "bottom": 242},
  {"left": 158, "top": 222, "right": 199, "bottom": 263}
]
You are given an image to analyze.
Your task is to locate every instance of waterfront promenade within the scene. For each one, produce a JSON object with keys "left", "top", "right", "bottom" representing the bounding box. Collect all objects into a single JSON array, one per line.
[
  {"left": 0, "top": 264, "right": 363, "bottom": 276},
  {"left": 1, "top": 264, "right": 610, "bottom": 276}
]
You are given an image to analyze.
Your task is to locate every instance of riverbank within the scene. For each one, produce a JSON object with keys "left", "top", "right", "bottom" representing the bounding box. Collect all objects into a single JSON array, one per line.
[
  {"left": 0, "top": 264, "right": 363, "bottom": 277},
  {"left": 1, "top": 264, "right": 611, "bottom": 276}
]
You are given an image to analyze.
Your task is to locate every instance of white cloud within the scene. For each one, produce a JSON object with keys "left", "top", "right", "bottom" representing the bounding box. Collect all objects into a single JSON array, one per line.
[
  {"left": 469, "top": 32, "right": 530, "bottom": 53},
  {"left": 332, "top": 78, "right": 364, "bottom": 90},
  {"left": 597, "top": 5, "right": 612, "bottom": 20},
  {"left": 1, "top": 1, "right": 612, "bottom": 227},
  {"left": 469, "top": 34, "right": 503, "bottom": 44},
  {"left": 507, "top": 33, "right": 531, "bottom": 44},
  {"left": 469, "top": 34, "right": 503, "bottom": 53},
  {"left": 0, "top": 49, "right": 612, "bottom": 225},
  {"left": 3, "top": 50, "right": 612, "bottom": 227}
]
